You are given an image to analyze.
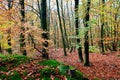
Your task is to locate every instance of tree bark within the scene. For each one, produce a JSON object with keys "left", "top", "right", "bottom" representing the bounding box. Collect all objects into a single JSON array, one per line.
[
  {"left": 83, "top": 0, "right": 91, "bottom": 66},
  {"left": 75, "top": 0, "right": 83, "bottom": 62},
  {"left": 100, "top": 0, "right": 105, "bottom": 53},
  {"left": 19, "top": 0, "right": 27, "bottom": 55},
  {"left": 56, "top": 0, "right": 67, "bottom": 56},
  {"left": 41, "top": 0, "right": 49, "bottom": 59},
  {"left": 60, "top": 0, "right": 69, "bottom": 49},
  {"left": 7, "top": 0, "right": 13, "bottom": 54}
]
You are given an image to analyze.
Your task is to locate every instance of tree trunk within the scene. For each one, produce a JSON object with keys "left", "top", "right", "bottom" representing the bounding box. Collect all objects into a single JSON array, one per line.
[
  {"left": 41, "top": 0, "right": 49, "bottom": 59},
  {"left": 75, "top": 0, "right": 83, "bottom": 62},
  {"left": 60, "top": 0, "right": 69, "bottom": 49},
  {"left": 56, "top": 0, "right": 67, "bottom": 56},
  {"left": 19, "top": 0, "right": 27, "bottom": 55},
  {"left": 7, "top": 0, "right": 13, "bottom": 54},
  {"left": 100, "top": 0, "right": 105, "bottom": 53},
  {"left": 83, "top": 0, "right": 91, "bottom": 66}
]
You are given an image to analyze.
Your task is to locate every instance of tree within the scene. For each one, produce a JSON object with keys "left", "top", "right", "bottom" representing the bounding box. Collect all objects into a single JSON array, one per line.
[
  {"left": 75, "top": 0, "right": 83, "bottom": 62},
  {"left": 56, "top": 0, "right": 67, "bottom": 56},
  {"left": 6, "top": 0, "right": 13, "bottom": 54},
  {"left": 83, "top": 0, "right": 91, "bottom": 66},
  {"left": 60, "top": 0, "right": 69, "bottom": 49},
  {"left": 41, "top": 0, "right": 49, "bottom": 59},
  {"left": 19, "top": 0, "right": 27, "bottom": 55},
  {"left": 100, "top": 0, "right": 105, "bottom": 53}
]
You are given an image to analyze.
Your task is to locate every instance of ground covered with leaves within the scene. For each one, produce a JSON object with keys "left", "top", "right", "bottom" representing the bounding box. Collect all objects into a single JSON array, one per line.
[
  {"left": 50, "top": 49, "right": 120, "bottom": 80},
  {"left": 0, "top": 54, "right": 85, "bottom": 80},
  {"left": 0, "top": 50, "right": 120, "bottom": 80}
]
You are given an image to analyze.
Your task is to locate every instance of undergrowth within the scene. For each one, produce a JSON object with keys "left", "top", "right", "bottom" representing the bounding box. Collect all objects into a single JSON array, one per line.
[
  {"left": 0, "top": 54, "right": 30, "bottom": 71},
  {"left": 0, "top": 54, "right": 87, "bottom": 80},
  {"left": 89, "top": 46, "right": 99, "bottom": 53},
  {"left": 38, "top": 59, "right": 87, "bottom": 80}
]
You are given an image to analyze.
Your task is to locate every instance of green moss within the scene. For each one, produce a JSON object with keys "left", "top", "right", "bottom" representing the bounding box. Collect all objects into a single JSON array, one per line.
[
  {"left": 0, "top": 66, "right": 8, "bottom": 71},
  {"left": 40, "top": 67, "right": 56, "bottom": 78},
  {"left": 38, "top": 59, "right": 62, "bottom": 67},
  {"left": 75, "top": 70, "right": 83, "bottom": 79},
  {"left": 39, "top": 59, "right": 85, "bottom": 79},
  {"left": 58, "top": 64, "right": 69, "bottom": 75},
  {"left": 0, "top": 74, "right": 7, "bottom": 80},
  {"left": 0, "top": 54, "right": 30, "bottom": 67},
  {"left": 54, "top": 78, "right": 61, "bottom": 80},
  {"left": 8, "top": 70, "right": 22, "bottom": 80}
]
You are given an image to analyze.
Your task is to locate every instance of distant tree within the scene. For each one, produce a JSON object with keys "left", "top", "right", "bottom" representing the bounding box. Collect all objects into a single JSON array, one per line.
[
  {"left": 56, "top": 0, "right": 67, "bottom": 56},
  {"left": 60, "top": 0, "right": 69, "bottom": 49},
  {"left": 112, "top": 1, "right": 119, "bottom": 51}
]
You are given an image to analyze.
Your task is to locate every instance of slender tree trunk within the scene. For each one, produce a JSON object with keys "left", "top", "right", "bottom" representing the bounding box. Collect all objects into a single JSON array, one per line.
[
  {"left": 66, "top": 1, "right": 72, "bottom": 32},
  {"left": 83, "top": 0, "right": 91, "bottom": 66},
  {"left": 41, "top": 0, "right": 49, "bottom": 59},
  {"left": 60, "top": 0, "right": 69, "bottom": 49},
  {"left": 7, "top": 0, "right": 13, "bottom": 54},
  {"left": 113, "top": 13, "right": 118, "bottom": 51},
  {"left": 100, "top": 0, "right": 105, "bottom": 53},
  {"left": 19, "top": 0, "right": 27, "bottom": 55},
  {"left": 47, "top": 0, "right": 51, "bottom": 31},
  {"left": 71, "top": 0, "right": 75, "bottom": 28},
  {"left": 75, "top": 0, "right": 83, "bottom": 62},
  {"left": 56, "top": 0, "right": 67, "bottom": 56},
  {"left": 37, "top": 0, "right": 41, "bottom": 21},
  {"left": 66, "top": 1, "right": 74, "bottom": 52}
]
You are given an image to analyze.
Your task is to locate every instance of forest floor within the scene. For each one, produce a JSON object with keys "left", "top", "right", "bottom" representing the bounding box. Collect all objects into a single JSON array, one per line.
[
  {"left": 49, "top": 49, "right": 120, "bottom": 80},
  {"left": 0, "top": 49, "right": 120, "bottom": 80}
]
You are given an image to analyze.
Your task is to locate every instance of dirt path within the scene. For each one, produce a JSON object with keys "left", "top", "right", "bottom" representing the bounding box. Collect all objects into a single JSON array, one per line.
[{"left": 49, "top": 49, "right": 120, "bottom": 80}]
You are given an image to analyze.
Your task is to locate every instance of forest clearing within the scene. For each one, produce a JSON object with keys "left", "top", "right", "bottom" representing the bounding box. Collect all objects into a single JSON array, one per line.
[{"left": 0, "top": 0, "right": 120, "bottom": 80}]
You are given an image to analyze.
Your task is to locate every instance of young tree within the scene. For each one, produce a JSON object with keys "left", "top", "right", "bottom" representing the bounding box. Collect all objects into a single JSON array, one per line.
[
  {"left": 83, "top": 0, "right": 91, "bottom": 66},
  {"left": 75, "top": 0, "right": 83, "bottom": 62}
]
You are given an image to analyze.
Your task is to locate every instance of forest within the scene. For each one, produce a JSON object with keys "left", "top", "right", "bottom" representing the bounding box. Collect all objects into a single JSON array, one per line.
[{"left": 0, "top": 0, "right": 120, "bottom": 80}]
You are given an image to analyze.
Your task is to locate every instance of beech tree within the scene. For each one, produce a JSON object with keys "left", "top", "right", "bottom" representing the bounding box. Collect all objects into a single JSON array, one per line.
[
  {"left": 100, "top": 0, "right": 105, "bottom": 53},
  {"left": 56, "top": 0, "right": 67, "bottom": 56},
  {"left": 6, "top": 0, "right": 13, "bottom": 54},
  {"left": 41, "top": 0, "right": 49, "bottom": 59},
  {"left": 83, "top": 0, "right": 91, "bottom": 66},
  {"left": 75, "top": 0, "right": 83, "bottom": 62},
  {"left": 19, "top": 0, "right": 27, "bottom": 55}
]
